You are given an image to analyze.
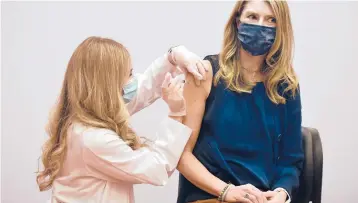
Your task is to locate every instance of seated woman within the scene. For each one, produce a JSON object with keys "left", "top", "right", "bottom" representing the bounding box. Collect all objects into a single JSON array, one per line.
[
  {"left": 177, "top": 1, "right": 304, "bottom": 203},
  {"left": 36, "top": 37, "right": 208, "bottom": 203}
]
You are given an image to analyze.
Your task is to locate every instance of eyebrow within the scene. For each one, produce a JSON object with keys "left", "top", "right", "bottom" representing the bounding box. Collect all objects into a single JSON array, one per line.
[{"left": 243, "top": 10, "right": 275, "bottom": 18}]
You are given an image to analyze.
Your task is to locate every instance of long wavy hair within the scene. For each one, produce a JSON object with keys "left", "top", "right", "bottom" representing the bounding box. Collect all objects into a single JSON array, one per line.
[
  {"left": 215, "top": 0, "right": 299, "bottom": 104},
  {"left": 36, "top": 36, "right": 142, "bottom": 191}
]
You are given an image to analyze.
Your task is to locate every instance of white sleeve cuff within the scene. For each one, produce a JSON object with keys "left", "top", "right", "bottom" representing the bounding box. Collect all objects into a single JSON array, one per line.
[{"left": 274, "top": 187, "right": 291, "bottom": 203}]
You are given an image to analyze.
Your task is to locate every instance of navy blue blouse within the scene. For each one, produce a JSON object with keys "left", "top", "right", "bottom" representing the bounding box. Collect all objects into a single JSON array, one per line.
[{"left": 177, "top": 55, "right": 304, "bottom": 203}]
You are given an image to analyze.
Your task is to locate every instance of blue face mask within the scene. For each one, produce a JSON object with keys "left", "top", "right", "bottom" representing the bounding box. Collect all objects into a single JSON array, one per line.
[
  {"left": 237, "top": 23, "right": 276, "bottom": 56},
  {"left": 123, "top": 75, "right": 138, "bottom": 104}
]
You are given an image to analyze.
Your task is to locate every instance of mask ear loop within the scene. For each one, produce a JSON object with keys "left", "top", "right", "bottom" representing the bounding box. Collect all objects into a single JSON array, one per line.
[{"left": 235, "top": 11, "right": 242, "bottom": 27}]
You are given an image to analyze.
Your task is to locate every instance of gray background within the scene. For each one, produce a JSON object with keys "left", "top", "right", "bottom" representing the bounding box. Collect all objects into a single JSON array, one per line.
[{"left": 2, "top": 1, "right": 358, "bottom": 203}]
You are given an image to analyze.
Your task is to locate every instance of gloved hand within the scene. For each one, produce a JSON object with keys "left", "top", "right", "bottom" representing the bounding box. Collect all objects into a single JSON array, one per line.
[
  {"left": 161, "top": 72, "right": 186, "bottom": 117},
  {"left": 169, "top": 45, "right": 209, "bottom": 85}
]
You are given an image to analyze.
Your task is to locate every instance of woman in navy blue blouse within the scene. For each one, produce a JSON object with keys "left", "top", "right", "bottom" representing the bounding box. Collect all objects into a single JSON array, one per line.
[{"left": 177, "top": 1, "right": 304, "bottom": 203}]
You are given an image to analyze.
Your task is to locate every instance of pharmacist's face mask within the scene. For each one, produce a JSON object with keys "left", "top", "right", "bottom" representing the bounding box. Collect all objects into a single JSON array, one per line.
[{"left": 122, "top": 75, "right": 139, "bottom": 104}]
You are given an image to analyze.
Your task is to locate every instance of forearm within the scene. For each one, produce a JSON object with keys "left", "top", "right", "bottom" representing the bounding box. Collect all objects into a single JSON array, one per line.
[
  {"left": 127, "top": 53, "right": 176, "bottom": 115},
  {"left": 272, "top": 167, "right": 300, "bottom": 199},
  {"left": 273, "top": 116, "right": 303, "bottom": 197},
  {"left": 177, "top": 151, "right": 226, "bottom": 197},
  {"left": 273, "top": 88, "right": 303, "bottom": 199},
  {"left": 82, "top": 117, "right": 192, "bottom": 186}
]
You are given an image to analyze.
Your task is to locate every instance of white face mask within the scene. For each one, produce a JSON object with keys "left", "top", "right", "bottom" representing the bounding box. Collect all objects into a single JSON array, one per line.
[{"left": 122, "top": 74, "right": 139, "bottom": 104}]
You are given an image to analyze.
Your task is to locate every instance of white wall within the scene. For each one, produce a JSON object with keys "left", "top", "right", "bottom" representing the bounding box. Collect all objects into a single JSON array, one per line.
[{"left": 2, "top": 1, "right": 358, "bottom": 203}]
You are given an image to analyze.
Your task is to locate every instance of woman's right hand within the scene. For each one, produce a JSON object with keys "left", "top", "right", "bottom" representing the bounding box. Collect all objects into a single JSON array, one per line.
[
  {"left": 225, "top": 184, "right": 267, "bottom": 203},
  {"left": 161, "top": 72, "right": 186, "bottom": 117},
  {"left": 169, "top": 45, "right": 208, "bottom": 85}
]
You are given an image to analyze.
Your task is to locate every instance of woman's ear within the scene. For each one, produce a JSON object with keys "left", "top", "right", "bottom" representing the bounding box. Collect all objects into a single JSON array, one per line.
[{"left": 235, "top": 18, "right": 241, "bottom": 27}]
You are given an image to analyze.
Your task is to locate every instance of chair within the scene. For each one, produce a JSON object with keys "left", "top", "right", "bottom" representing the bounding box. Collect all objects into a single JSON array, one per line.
[{"left": 292, "top": 127, "right": 323, "bottom": 203}]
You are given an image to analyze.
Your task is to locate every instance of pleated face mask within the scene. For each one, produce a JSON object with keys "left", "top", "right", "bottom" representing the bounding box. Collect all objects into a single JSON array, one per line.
[
  {"left": 123, "top": 74, "right": 139, "bottom": 104},
  {"left": 237, "top": 23, "right": 276, "bottom": 56}
]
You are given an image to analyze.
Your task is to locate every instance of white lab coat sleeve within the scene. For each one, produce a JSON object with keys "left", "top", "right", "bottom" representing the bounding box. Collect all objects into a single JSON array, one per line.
[
  {"left": 82, "top": 117, "right": 192, "bottom": 186},
  {"left": 126, "top": 53, "right": 179, "bottom": 115}
]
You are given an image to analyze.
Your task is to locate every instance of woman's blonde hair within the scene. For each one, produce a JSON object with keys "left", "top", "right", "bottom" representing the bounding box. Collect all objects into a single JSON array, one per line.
[
  {"left": 36, "top": 36, "right": 141, "bottom": 191},
  {"left": 215, "top": 0, "right": 299, "bottom": 104}
]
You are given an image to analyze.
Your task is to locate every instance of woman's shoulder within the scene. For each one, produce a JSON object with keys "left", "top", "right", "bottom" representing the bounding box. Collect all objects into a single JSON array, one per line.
[
  {"left": 71, "top": 122, "right": 116, "bottom": 135},
  {"left": 71, "top": 122, "right": 120, "bottom": 148},
  {"left": 203, "top": 54, "right": 222, "bottom": 78},
  {"left": 277, "top": 81, "right": 301, "bottom": 100},
  {"left": 276, "top": 81, "right": 302, "bottom": 113},
  {"left": 203, "top": 54, "right": 219, "bottom": 66},
  {"left": 69, "top": 122, "right": 135, "bottom": 159},
  {"left": 203, "top": 54, "right": 219, "bottom": 62},
  {"left": 184, "top": 58, "right": 215, "bottom": 100}
]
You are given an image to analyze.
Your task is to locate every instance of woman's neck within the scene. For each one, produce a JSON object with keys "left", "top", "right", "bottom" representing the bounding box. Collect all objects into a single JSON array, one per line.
[{"left": 239, "top": 48, "right": 266, "bottom": 82}]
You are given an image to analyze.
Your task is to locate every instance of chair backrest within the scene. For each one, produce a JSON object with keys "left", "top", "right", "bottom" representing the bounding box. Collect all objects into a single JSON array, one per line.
[
  {"left": 310, "top": 128, "right": 323, "bottom": 203},
  {"left": 292, "top": 127, "right": 323, "bottom": 203}
]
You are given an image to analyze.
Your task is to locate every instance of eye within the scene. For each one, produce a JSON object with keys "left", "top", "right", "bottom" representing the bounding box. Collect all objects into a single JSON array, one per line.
[
  {"left": 268, "top": 17, "right": 277, "bottom": 23},
  {"left": 247, "top": 14, "right": 258, "bottom": 20},
  {"left": 129, "top": 69, "right": 133, "bottom": 77}
]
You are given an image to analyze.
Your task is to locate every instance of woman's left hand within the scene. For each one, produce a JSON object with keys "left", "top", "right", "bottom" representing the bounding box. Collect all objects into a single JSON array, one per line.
[
  {"left": 263, "top": 190, "right": 287, "bottom": 203},
  {"left": 169, "top": 45, "right": 209, "bottom": 85}
]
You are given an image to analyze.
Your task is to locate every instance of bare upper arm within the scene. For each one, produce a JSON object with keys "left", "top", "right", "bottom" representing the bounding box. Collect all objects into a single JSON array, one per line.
[{"left": 182, "top": 60, "right": 213, "bottom": 152}]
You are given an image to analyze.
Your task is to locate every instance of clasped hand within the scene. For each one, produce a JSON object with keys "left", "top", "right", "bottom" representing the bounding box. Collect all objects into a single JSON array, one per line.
[{"left": 224, "top": 184, "right": 287, "bottom": 203}]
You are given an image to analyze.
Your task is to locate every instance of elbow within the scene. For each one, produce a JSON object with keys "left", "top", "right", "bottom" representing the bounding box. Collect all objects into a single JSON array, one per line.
[
  {"left": 146, "top": 162, "right": 172, "bottom": 186},
  {"left": 293, "top": 151, "right": 305, "bottom": 169},
  {"left": 151, "top": 179, "right": 168, "bottom": 186},
  {"left": 139, "top": 171, "right": 169, "bottom": 186},
  {"left": 177, "top": 150, "right": 192, "bottom": 172},
  {"left": 149, "top": 173, "right": 170, "bottom": 186},
  {"left": 131, "top": 162, "right": 172, "bottom": 186}
]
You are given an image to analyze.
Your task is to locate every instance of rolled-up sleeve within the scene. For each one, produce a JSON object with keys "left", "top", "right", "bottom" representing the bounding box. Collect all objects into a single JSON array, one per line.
[{"left": 82, "top": 117, "right": 192, "bottom": 186}]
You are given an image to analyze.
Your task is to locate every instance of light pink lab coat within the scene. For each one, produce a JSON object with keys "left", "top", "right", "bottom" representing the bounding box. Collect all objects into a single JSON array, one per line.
[{"left": 50, "top": 54, "right": 191, "bottom": 203}]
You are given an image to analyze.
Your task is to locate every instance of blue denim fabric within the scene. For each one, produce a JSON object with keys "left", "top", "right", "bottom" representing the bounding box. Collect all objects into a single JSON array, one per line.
[{"left": 237, "top": 23, "right": 276, "bottom": 56}]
